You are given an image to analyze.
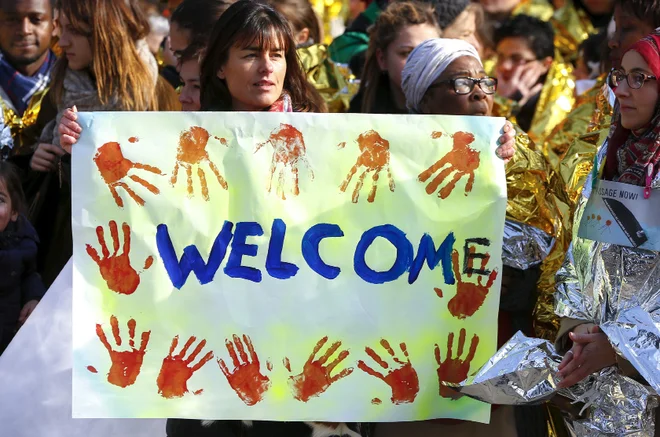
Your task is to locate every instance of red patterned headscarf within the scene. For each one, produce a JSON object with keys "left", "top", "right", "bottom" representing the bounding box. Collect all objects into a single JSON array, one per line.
[{"left": 604, "top": 31, "right": 660, "bottom": 185}]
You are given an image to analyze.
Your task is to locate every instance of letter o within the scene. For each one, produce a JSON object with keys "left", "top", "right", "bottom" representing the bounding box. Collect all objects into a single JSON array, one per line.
[{"left": 354, "top": 225, "right": 413, "bottom": 284}]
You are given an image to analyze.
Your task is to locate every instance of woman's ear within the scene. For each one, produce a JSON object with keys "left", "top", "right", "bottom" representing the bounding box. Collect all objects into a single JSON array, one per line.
[
  {"left": 10, "top": 211, "right": 18, "bottom": 222},
  {"left": 217, "top": 68, "right": 226, "bottom": 80},
  {"left": 376, "top": 48, "right": 387, "bottom": 71},
  {"left": 296, "top": 28, "right": 310, "bottom": 45}
]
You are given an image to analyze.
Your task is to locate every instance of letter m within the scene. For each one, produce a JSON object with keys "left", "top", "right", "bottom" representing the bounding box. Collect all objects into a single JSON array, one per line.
[{"left": 408, "top": 232, "right": 455, "bottom": 285}]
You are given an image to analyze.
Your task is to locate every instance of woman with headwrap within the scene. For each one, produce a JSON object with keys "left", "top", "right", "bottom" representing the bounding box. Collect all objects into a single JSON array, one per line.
[
  {"left": 553, "top": 31, "right": 660, "bottom": 436},
  {"left": 376, "top": 38, "right": 562, "bottom": 437}
]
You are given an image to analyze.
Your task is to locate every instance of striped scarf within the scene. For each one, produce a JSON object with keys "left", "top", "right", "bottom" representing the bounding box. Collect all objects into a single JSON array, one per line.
[{"left": 0, "top": 50, "right": 56, "bottom": 116}]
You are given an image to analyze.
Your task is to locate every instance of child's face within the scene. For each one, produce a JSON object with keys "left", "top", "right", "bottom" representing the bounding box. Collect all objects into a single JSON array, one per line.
[{"left": 0, "top": 180, "right": 18, "bottom": 232}]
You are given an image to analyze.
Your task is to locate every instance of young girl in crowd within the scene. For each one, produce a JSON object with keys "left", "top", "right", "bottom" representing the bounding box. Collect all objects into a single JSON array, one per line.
[
  {"left": 269, "top": 0, "right": 322, "bottom": 47},
  {"left": 0, "top": 161, "right": 44, "bottom": 355},
  {"left": 178, "top": 43, "right": 203, "bottom": 111},
  {"left": 350, "top": 1, "right": 440, "bottom": 113},
  {"left": 29, "top": 0, "right": 178, "bottom": 287}
]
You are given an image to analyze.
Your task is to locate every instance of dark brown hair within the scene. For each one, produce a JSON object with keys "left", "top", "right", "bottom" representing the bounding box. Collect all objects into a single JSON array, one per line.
[
  {"left": 615, "top": 0, "right": 660, "bottom": 28},
  {"left": 199, "top": 0, "right": 325, "bottom": 112},
  {"left": 171, "top": 0, "right": 235, "bottom": 49},
  {"left": 360, "top": 1, "right": 438, "bottom": 113},
  {"left": 269, "top": 0, "right": 322, "bottom": 45},
  {"left": 52, "top": 0, "right": 157, "bottom": 111},
  {"left": 0, "top": 161, "right": 26, "bottom": 215}
]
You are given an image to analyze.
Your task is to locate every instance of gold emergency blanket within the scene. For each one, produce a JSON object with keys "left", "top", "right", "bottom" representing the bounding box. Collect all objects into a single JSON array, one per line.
[
  {"left": 552, "top": 1, "right": 595, "bottom": 63},
  {"left": 298, "top": 44, "right": 359, "bottom": 113},
  {"left": 1, "top": 87, "right": 48, "bottom": 156},
  {"left": 513, "top": 0, "right": 555, "bottom": 21}
]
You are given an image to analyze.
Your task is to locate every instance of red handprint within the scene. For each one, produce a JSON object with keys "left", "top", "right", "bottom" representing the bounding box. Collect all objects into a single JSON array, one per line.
[
  {"left": 338, "top": 130, "right": 395, "bottom": 203},
  {"left": 435, "top": 329, "right": 479, "bottom": 398},
  {"left": 284, "top": 336, "right": 353, "bottom": 402},
  {"left": 156, "top": 335, "right": 214, "bottom": 398},
  {"left": 357, "top": 339, "right": 419, "bottom": 404},
  {"left": 171, "top": 126, "right": 229, "bottom": 200},
  {"left": 418, "top": 131, "right": 480, "bottom": 199},
  {"left": 95, "top": 315, "right": 150, "bottom": 388},
  {"left": 255, "top": 123, "right": 314, "bottom": 200},
  {"left": 440, "top": 249, "right": 498, "bottom": 319},
  {"left": 217, "top": 334, "right": 271, "bottom": 406},
  {"left": 85, "top": 220, "right": 153, "bottom": 295},
  {"left": 94, "top": 140, "right": 163, "bottom": 207}
]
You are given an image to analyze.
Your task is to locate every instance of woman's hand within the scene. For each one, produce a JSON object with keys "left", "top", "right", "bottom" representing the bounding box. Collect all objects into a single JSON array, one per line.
[
  {"left": 30, "top": 143, "right": 65, "bottom": 172},
  {"left": 495, "top": 121, "right": 516, "bottom": 163},
  {"left": 59, "top": 106, "right": 80, "bottom": 154},
  {"left": 18, "top": 300, "right": 38, "bottom": 325},
  {"left": 556, "top": 325, "right": 617, "bottom": 388}
]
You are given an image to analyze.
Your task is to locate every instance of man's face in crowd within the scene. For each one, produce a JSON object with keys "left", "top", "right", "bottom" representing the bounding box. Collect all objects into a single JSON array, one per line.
[
  {"left": 609, "top": 4, "right": 656, "bottom": 68},
  {"left": 0, "top": 0, "right": 54, "bottom": 68}
]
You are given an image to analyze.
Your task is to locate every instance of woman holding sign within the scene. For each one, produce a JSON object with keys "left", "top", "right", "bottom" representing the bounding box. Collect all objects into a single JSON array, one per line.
[
  {"left": 552, "top": 31, "right": 660, "bottom": 435},
  {"left": 387, "top": 38, "right": 563, "bottom": 436}
]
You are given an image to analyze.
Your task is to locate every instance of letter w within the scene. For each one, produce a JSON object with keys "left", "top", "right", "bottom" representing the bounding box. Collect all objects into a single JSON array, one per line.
[
  {"left": 408, "top": 232, "right": 455, "bottom": 285},
  {"left": 156, "top": 221, "right": 234, "bottom": 289}
]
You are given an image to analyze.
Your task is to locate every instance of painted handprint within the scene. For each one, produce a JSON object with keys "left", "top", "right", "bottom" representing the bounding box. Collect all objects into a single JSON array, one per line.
[
  {"left": 95, "top": 315, "right": 150, "bottom": 388},
  {"left": 357, "top": 339, "right": 419, "bottom": 404},
  {"left": 217, "top": 334, "right": 271, "bottom": 406},
  {"left": 94, "top": 139, "right": 163, "bottom": 207},
  {"left": 338, "top": 130, "right": 395, "bottom": 203},
  {"left": 255, "top": 123, "right": 314, "bottom": 199},
  {"left": 284, "top": 336, "right": 353, "bottom": 402},
  {"left": 171, "top": 126, "right": 229, "bottom": 200},
  {"left": 419, "top": 131, "right": 480, "bottom": 199},
  {"left": 86, "top": 220, "right": 153, "bottom": 295},
  {"left": 435, "top": 329, "right": 479, "bottom": 398},
  {"left": 439, "top": 249, "right": 498, "bottom": 319},
  {"left": 156, "top": 335, "right": 214, "bottom": 398}
]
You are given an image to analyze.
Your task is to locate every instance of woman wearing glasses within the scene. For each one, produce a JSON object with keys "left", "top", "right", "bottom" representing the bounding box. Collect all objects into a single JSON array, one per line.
[
  {"left": 553, "top": 32, "right": 660, "bottom": 433},
  {"left": 375, "top": 38, "right": 562, "bottom": 437}
]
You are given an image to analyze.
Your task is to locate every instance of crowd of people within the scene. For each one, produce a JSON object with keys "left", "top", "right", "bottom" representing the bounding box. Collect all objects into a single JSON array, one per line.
[{"left": 0, "top": 0, "right": 658, "bottom": 436}]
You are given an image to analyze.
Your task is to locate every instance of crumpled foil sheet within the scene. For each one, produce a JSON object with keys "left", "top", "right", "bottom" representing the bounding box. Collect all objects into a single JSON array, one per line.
[
  {"left": 0, "top": 119, "right": 13, "bottom": 160},
  {"left": 503, "top": 220, "right": 555, "bottom": 270},
  {"left": 454, "top": 333, "right": 659, "bottom": 436}
]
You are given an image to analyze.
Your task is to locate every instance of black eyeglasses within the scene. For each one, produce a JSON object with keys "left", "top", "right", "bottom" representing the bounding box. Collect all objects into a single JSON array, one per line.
[
  {"left": 430, "top": 77, "right": 498, "bottom": 95},
  {"left": 609, "top": 69, "right": 657, "bottom": 90}
]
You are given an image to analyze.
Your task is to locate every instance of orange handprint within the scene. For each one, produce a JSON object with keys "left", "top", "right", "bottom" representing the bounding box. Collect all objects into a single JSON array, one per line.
[
  {"left": 440, "top": 249, "right": 498, "bottom": 319},
  {"left": 95, "top": 315, "right": 150, "bottom": 388},
  {"left": 171, "top": 126, "right": 229, "bottom": 200},
  {"left": 284, "top": 336, "right": 353, "bottom": 402},
  {"left": 338, "top": 130, "right": 395, "bottom": 203},
  {"left": 217, "top": 334, "right": 271, "bottom": 406},
  {"left": 85, "top": 220, "right": 154, "bottom": 295},
  {"left": 94, "top": 140, "right": 163, "bottom": 207},
  {"left": 435, "top": 329, "right": 479, "bottom": 398},
  {"left": 357, "top": 339, "right": 419, "bottom": 404},
  {"left": 156, "top": 335, "right": 214, "bottom": 398},
  {"left": 418, "top": 131, "right": 480, "bottom": 199},
  {"left": 255, "top": 123, "right": 314, "bottom": 199}
]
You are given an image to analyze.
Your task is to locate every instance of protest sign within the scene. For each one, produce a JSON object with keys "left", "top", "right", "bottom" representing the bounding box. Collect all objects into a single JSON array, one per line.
[{"left": 72, "top": 112, "right": 507, "bottom": 422}]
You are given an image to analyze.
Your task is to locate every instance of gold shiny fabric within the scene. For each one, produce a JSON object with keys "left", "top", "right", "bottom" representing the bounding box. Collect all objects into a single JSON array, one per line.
[
  {"left": 527, "top": 54, "right": 576, "bottom": 147},
  {"left": 506, "top": 125, "right": 562, "bottom": 244},
  {"left": 542, "top": 74, "right": 608, "bottom": 169},
  {"left": 1, "top": 87, "right": 49, "bottom": 156},
  {"left": 532, "top": 84, "right": 613, "bottom": 341},
  {"left": 311, "top": 0, "right": 348, "bottom": 45},
  {"left": 551, "top": 0, "right": 595, "bottom": 63},
  {"left": 297, "top": 43, "right": 359, "bottom": 113},
  {"left": 512, "top": 0, "right": 555, "bottom": 21}
]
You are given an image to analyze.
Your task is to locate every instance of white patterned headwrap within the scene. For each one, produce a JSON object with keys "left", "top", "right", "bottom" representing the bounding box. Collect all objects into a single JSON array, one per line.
[{"left": 402, "top": 38, "right": 482, "bottom": 113}]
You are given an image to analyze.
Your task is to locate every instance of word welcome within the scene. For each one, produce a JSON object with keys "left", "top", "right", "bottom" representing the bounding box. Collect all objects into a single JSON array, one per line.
[{"left": 156, "top": 219, "right": 492, "bottom": 289}]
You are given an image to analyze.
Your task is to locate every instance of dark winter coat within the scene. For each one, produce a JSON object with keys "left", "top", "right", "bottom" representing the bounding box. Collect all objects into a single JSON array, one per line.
[{"left": 0, "top": 214, "right": 45, "bottom": 353}]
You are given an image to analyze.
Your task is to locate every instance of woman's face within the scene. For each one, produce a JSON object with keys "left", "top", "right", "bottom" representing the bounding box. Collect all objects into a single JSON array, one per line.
[
  {"left": 179, "top": 58, "right": 201, "bottom": 111},
  {"left": 420, "top": 55, "right": 493, "bottom": 116},
  {"left": 615, "top": 51, "right": 658, "bottom": 131},
  {"left": 57, "top": 13, "right": 92, "bottom": 71},
  {"left": 217, "top": 37, "right": 287, "bottom": 111},
  {"left": 377, "top": 24, "right": 441, "bottom": 92},
  {"left": 443, "top": 9, "right": 483, "bottom": 56},
  {"left": 609, "top": 5, "right": 655, "bottom": 68}
]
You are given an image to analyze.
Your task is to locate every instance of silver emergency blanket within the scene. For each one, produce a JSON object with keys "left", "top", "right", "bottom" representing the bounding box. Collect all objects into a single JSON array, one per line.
[{"left": 502, "top": 219, "right": 555, "bottom": 270}]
